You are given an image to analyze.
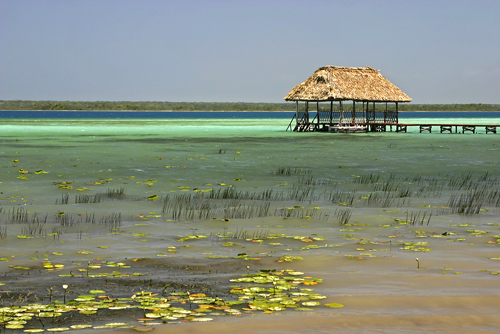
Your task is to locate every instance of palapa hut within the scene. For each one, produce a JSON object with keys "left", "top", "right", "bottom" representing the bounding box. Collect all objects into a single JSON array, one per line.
[{"left": 284, "top": 66, "right": 412, "bottom": 132}]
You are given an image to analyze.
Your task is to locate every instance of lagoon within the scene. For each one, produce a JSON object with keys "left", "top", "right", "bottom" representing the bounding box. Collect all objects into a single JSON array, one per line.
[{"left": 1, "top": 112, "right": 499, "bottom": 333}]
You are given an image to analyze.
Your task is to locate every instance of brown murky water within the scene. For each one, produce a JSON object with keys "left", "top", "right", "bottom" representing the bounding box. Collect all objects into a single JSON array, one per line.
[{"left": 1, "top": 117, "right": 499, "bottom": 333}]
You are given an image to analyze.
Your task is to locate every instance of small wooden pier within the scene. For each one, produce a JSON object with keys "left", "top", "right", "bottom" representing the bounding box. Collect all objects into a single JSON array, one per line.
[
  {"left": 286, "top": 119, "right": 498, "bottom": 134},
  {"left": 369, "top": 123, "right": 498, "bottom": 134}
]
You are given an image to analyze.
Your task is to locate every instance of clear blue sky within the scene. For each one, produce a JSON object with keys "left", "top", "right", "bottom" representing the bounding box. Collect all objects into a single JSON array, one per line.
[{"left": 1, "top": 0, "right": 499, "bottom": 104}]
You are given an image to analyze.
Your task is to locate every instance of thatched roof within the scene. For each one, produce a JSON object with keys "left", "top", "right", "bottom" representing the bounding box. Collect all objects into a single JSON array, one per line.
[{"left": 284, "top": 66, "right": 412, "bottom": 102}]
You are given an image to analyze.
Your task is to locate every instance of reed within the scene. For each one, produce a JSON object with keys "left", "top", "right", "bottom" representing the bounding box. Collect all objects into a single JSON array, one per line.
[
  {"left": 8, "top": 207, "right": 30, "bottom": 224},
  {"left": 99, "top": 212, "right": 122, "bottom": 232},
  {"left": 289, "top": 184, "right": 317, "bottom": 202},
  {"left": 335, "top": 208, "right": 352, "bottom": 225},
  {"left": 104, "top": 187, "right": 127, "bottom": 198},
  {"left": 75, "top": 194, "right": 102, "bottom": 204},
  {"left": 353, "top": 174, "right": 381, "bottom": 184},
  {"left": 20, "top": 214, "right": 48, "bottom": 236},
  {"left": 223, "top": 202, "right": 271, "bottom": 219},
  {"left": 328, "top": 190, "right": 356, "bottom": 206},
  {"left": 405, "top": 211, "right": 432, "bottom": 226},
  {"left": 56, "top": 213, "right": 77, "bottom": 227},
  {"left": 81, "top": 212, "right": 96, "bottom": 224},
  {"left": 232, "top": 228, "right": 269, "bottom": 240},
  {"left": 361, "top": 192, "right": 394, "bottom": 207},
  {"left": 274, "top": 207, "right": 329, "bottom": 220},
  {"left": 272, "top": 167, "right": 312, "bottom": 175},
  {"left": 298, "top": 175, "right": 333, "bottom": 186},
  {"left": 0, "top": 226, "right": 6, "bottom": 238},
  {"left": 55, "top": 193, "right": 69, "bottom": 205},
  {"left": 447, "top": 191, "right": 483, "bottom": 215}
]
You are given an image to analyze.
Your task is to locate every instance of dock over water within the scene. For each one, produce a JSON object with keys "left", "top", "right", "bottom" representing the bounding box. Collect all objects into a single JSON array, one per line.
[
  {"left": 287, "top": 121, "right": 498, "bottom": 134},
  {"left": 359, "top": 123, "right": 498, "bottom": 134}
]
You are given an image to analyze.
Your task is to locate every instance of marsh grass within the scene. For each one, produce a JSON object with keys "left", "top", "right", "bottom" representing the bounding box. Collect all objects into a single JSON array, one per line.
[
  {"left": 274, "top": 207, "right": 329, "bottom": 220},
  {"left": 55, "top": 193, "right": 69, "bottom": 205},
  {"left": 20, "top": 214, "right": 48, "bottom": 236},
  {"left": 272, "top": 167, "right": 312, "bottom": 175},
  {"left": 328, "top": 190, "right": 356, "bottom": 206},
  {"left": 232, "top": 228, "right": 270, "bottom": 240},
  {"left": 405, "top": 211, "right": 432, "bottom": 226},
  {"left": 104, "top": 187, "right": 127, "bottom": 198},
  {"left": 335, "top": 208, "right": 353, "bottom": 225},
  {"left": 8, "top": 207, "right": 30, "bottom": 224},
  {"left": 162, "top": 194, "right": 271, "bottom": 221},
  {"left": 56, "top": 213, "right": 78, "bottom": 227},
  {"left": 99, "top": 212, "right": 122, "bottom": 232},
  {"left": 75, "top": 194, "right": 102, "bottom": 204}
]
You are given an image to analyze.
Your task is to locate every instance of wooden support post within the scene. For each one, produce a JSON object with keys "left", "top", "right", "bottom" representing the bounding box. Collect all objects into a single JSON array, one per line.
[
  {"left": 462, "top": 125, "right": 476, "bottom": 133},
  {"left": 339, "top": 101, "right": 344, "bottom": 125},
  {"left": 330, "top": 101, "right": 333, "bottom": 124},
  {"left": 362, "top": 101, "right": 366, "bottom": 123},
  {"left": 384, "top": 102, "right": 387, "bottom": 123},
  {"left": 352, "top": 101, "right": 356, "bottom": 124},
  {"left": 305, "top": 101, "right": 309, "bottom": 124},
  {"left": 486, "top": 126, "right": 497, "bottom": 134},
  {"left": 317, "top": 102, "right": 320, "bottom": 129},
  {"left": 440, "top": 125, "right": 452, "bottom": 133},
  {"left": 420, "top": 125, "right": 432, "bottom": 133},
  {"left": 295, "top": 101, "right": 299, "bottom": 126},
  {"left": 396, "top": 125, "right": 407, "bottom": 133},
  {"left": 396, "top": 102, "right": 399, "bottom": 123}
]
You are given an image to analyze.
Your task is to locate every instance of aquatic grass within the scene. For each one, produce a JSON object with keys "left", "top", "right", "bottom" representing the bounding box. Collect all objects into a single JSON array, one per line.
[
  {"left": 83, "top": 212, "right": 97, "bottom": 224},
  {"left": 55, "top": 193, "right": 69, "bottom": 205},
  {"left": 20, "top": 214, "right": 48, "bottom": 236},
  {"left": 8, "top": 207, "right": 30, "bottom": 224},
  {"left": 272, "top": 167, "right": 312, "bottom": 176},
  {"left": 99, "top": 213, "right": 122, "bottom": 232},
  {"left": 104, "top": 187, "right": 127, "bottom": 198},
  {"left": 447, "top": 190, "right": 484, "bottom": 215},
  {"left": 163, "top": 194, "right": 271, "bottom": 221},
  {"left": 335, "top": 208, "right": 352, "bottom": 225},
  {"left": 405, "top": 211, "right": 432, "bottom": 226},
  {"left": 328, "top": 190, "right": 356, "bottom": 206},
  {"left": 75, "top": 193, "right": 103, "bottom": 204},
  {"left": 223, "top": 202, "right": 271, "bottom": 219},
  {"left": 361, "top": 192, "right": 394, "bottom": 207},
  {"left": 232, "top": 228, "right": 270, "bottom": 240},
  {"left": 298, "top": 175, "right": 334, "bottom": 186},
  {"left": 274, "top": 207, "right": 329, "bottom": 220},
  {"left": 353, "top": 174, "right": 381, "bottom": 184},
  {"left": 56, "top": 213, "right": 78, "bottom": 227}
]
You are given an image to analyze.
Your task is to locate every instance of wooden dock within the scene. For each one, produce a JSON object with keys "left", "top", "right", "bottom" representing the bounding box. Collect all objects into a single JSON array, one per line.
[
  {"left": 288, "top": 120, "right": 499, "bottom": 134},
  {"left": 359, "top": 123, "right": 498, "bottom": 134}
]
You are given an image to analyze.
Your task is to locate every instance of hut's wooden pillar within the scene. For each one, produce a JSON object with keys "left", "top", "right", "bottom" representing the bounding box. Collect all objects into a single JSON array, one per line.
[
  {"left": 339, "top": 101, "right": 344, "bottom": 125},
  {"left": 384, "top": 102, "right": 387, "bottom": 123},
  {"left": 330, "top": 101, "right": 333, "bottom": 124},
  {"left": 363, "top": 101, "right": 366, "bottom": 123},
  {"left": 352, "top": 101, "right": 356, "bottom": 124},
  {"left": 295, "top": 101, "right": 299, "bottom": 126},
  {"left": 317, "top": 102, "right": 320, "bottom": 127},
  {"left": 396, "top": 102, "right": 399, "bottom": 123},
  {"left": 305, "top": 101, "right": 309, "bottom": 123}
]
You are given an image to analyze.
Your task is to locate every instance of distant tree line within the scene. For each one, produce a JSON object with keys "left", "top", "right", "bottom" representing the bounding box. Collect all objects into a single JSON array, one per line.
[{"left": 0, "top": 100, "right": 498, "bottom": 112}]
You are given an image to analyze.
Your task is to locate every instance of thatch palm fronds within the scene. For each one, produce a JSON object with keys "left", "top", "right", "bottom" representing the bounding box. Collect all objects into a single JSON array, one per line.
[{"left": 284, "top": 66, "right": 411, "bottom": 102}]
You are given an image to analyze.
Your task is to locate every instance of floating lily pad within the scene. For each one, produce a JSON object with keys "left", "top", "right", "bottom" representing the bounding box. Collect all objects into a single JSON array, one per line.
[{"left": 324, "top": 303, "right": 344, "bottom": 308}]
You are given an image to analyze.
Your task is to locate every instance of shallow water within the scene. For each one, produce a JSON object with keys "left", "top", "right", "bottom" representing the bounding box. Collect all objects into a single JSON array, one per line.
[{"left": 1, "top": 117, "right": 499, "bottom": 333}]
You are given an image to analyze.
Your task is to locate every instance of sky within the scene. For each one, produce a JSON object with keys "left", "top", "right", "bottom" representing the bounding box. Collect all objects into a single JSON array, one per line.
[{"left": 1, "top": 0, "right": 499, "bottom": 104}]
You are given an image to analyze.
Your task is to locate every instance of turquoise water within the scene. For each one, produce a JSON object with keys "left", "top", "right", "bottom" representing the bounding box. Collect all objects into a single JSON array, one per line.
[{"left": 1, "top": 117, "right": 500, "bottom": 333}]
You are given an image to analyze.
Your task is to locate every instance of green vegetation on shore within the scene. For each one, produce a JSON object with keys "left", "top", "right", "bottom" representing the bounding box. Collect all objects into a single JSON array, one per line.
[{"left": 0, "top": 100, "right": 499, "bottom": 112}]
